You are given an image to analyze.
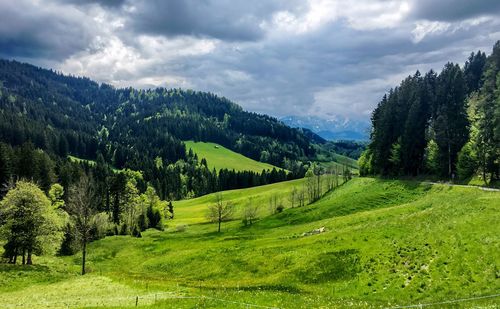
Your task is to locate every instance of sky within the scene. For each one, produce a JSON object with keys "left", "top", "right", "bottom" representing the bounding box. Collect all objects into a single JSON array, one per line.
[{"left": 0, "top": 0, "right": 499, "bottom": 122}]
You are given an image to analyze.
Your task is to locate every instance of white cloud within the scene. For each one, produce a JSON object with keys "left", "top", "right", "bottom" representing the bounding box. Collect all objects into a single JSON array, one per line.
[
  {"left": 5, "top": 0, "right": 498, "bottom": 123},
  {"left": 412, "top": 21, "right": 451, "bottom": 43},
  {"left": 264, "top": 0, "right": 410, "bottom": 35},
  {"left": 412, "top": 16, "right": 494, "bottom": 43}
]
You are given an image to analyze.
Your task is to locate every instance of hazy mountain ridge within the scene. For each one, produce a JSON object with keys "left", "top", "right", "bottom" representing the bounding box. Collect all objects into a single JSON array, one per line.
[{"left": 280, "top": 115, "right": 370, "bottom": 141}]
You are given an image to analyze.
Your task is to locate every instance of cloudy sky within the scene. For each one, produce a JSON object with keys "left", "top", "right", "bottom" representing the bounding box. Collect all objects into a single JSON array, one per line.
[{"left": 1, "top": 0, "right": 499, "bottom": 122}]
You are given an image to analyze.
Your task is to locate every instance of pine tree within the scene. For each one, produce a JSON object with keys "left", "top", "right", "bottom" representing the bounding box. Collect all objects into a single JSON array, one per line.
[
  {"left": 464, "top": 51, "right": 487, "bottom": 93},
  {"left": 432, "top": 63, "right": 469, "bottom": 178},
  {"left": 473, "top": 42, "right": 500, "bottom": 183}
]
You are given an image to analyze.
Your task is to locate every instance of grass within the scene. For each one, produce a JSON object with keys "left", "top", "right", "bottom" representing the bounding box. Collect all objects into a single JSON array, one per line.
[
  {"left": 173, "top": 176, "right": 336, "bottom": 225},
  {"left": 1, "top": 177, "right": 499, "bottom": 308},
  {"left": 315, "top": 151, "right": 359, "bottom": 171},
  {"left": 184, "top": 141, "right": 281, "bottom": 173},
  {"left": 68, "top": 155, "right": 96, "bottom": 167}
]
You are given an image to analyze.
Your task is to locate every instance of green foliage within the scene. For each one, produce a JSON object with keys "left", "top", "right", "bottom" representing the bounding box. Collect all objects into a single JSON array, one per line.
[
  {"left": 0, "top": 58, "right": 319, "bottom": 199},
  {"left": 369, "top": 71, "right": 435, "bottom": 176},
  {"left": 432, "top": 62, "right": 469, "bottom": 178},
  {"left": 464, "top": 51, "right": 487, "bottom": 93},
  {"left": 0, "top": 181, "right": 64, "bottom": 264},
  {"left": 365, "top": 42, "right": 500, "bottom": 181},
  {"left": 456, "top": 142, "right": 477, "bottom": 180},
  {"left": 139, "top": 186, "right": 164, "bottom": 231},
  {"left": 358, "top": 149, "right": 373, "bottom": 176},
  {"left": 48, "top": 184, "right": 65, "bottom": 209},
  {"left": 470, "top": 42, "right": 500, "bottom": 184},
  {"left": 1, "top": 178, "right": 498, "bottom": 308},
  {"left": 424, "top": 139, "right": 439, "bottom": 174},
  {"left": 389, "top": 140, "right": 402, "bottom": 174}
]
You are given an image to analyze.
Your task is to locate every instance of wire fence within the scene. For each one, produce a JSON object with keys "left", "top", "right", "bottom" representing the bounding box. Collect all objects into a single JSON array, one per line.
[
  {"left": 386, "top": 293, "right": 500, "bottom": 308},
  {"left": 2, "top": 291, "right": 281, "bottom": 309},
  {"left": 4, "top": 291, "right": 499, "bottom": 308}
]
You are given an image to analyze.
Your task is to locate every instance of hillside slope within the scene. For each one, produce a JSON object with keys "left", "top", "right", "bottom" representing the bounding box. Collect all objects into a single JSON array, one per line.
[
  {"left": 185, "top": 141, "right": 280, "bottom": 173},
  {"left": 0, "top": 59, "right": 317, "bottom": 170},
  {"left": 0, "top": 177, "right": 498, "bottom": 308},
  {"left": 0, "top": 59, "right": 324, "bottom": 200}
]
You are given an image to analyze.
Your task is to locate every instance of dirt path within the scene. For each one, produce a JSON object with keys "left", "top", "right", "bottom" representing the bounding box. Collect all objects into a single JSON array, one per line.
[{"left": 423, "top": 182, "right": 500, "bottom": 192}]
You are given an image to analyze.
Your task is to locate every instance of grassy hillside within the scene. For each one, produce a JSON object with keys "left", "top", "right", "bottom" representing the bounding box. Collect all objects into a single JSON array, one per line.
[
  {"left": 174, "top": 175, "right": 336, "bottom": 225},
  {"left": 0, "top": 178, "right": 499, "bottom": 308},
  {"left": 184, "top": 141, "right": 281, "bottom": 173}
]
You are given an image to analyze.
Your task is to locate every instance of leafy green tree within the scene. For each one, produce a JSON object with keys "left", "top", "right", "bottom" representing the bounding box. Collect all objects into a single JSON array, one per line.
[
  {"left": 358, "top": 150, "right": 373, "bottom": 176},
  {"left": 457, "top": 142, "right": 477, "bottom": 180},
  {"left": 48, "top": 184, "right": 65, "bottom": 209},
  {"left": 121, "top": 178, "right": 141, "bottom": 235},
  {"left": 424, "top": 139, "right": 440, "bottom": 174},
  {"left": 0, "top": 181, "right": 63, "bottom": 264},
  {"left": 140, "top": 186, "right": 164, "bottom": 230}
]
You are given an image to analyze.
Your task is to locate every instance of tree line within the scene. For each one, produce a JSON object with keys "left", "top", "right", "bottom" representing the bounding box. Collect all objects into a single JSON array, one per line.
[
  {"left": 360, "top": 41, "right": 499, "bottom": 184},
  {"left": 207, "top": 163, "right": 352, "bottom": 232}
]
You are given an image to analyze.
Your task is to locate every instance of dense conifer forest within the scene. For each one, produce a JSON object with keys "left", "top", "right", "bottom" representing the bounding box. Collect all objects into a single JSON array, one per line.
[
  {"left": 360, "top": 41, "right": 500, "bottom": 185},
  {"left": 0, "top": 59, "right": 323, "bottom": 202}
]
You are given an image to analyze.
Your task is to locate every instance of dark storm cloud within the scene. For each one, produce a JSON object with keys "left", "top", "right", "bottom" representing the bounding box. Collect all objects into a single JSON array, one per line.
[
  {"left": 1, "top": 0, "right": 500, "bottom": 121},
  {"left": 0, "top": 1, "right": 92, "bottom": 60},
  {"left": 127, "top": 0, "right": 300, "bottom": 41},
  {"left": 411, "top": 0, "right": 500, "bottom": 21}
]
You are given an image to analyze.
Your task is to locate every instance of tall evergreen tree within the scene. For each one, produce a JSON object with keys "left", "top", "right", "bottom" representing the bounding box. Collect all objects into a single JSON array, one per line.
[
  {"left": 473, "top": 42, "right": 500, "bottom": 182},
  {"left": 432, "top": 63, "right": 469, "bottom": 178},
  {"left": 464, "top": 51, "right": 487, "bottom": 94}
]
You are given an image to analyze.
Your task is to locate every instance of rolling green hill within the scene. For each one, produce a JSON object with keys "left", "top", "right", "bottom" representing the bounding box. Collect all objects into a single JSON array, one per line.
[
  {"left": 0, "top": 177, "right": 498, "bottom": 308},
  {"left": 184, "top": 141, "right": 281, "bottom": 173}
]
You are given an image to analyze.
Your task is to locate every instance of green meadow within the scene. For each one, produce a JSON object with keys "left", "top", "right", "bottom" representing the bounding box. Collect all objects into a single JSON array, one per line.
[
  {"left": 184, "top": 141, "right": 281, "bottom": 173},
  {"left": 1, "top": 177, "right": 499, "bottom": 308}
]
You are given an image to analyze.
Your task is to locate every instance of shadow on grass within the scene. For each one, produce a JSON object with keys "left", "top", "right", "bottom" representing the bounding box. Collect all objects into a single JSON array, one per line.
[
  {"left": 0, "top": 263, "right": 50, "bottom": 273},
  {"left": 199, "top": 283, "right": 303, "bottom": 294}
]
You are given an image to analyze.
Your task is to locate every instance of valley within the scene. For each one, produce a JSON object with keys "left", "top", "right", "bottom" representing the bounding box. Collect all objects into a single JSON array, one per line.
[
  {"left": 1, "top": 177, "right": 498, "bottom": 308},
  {"left": 0, "top": 14, "right": 499, "bottom": 309}
]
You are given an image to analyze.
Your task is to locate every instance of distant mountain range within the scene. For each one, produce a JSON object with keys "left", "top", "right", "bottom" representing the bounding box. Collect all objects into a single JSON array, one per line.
[{"left": 280, "top": 115, "right": 370, "bottom": 141}]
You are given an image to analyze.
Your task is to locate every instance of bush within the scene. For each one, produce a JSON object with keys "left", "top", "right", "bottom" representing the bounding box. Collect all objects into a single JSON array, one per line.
[
  {"left": 358, "top": 150, "right": 373, "bottom": 176},
  {"left": 58, "top": 223, "right": 77, "bottom": 256},
  {"left": 91, "top": 212, "right": 114, "bottom": 240},
  {"left": 457, "top": 143, "right": 477, "bottom": 180}
]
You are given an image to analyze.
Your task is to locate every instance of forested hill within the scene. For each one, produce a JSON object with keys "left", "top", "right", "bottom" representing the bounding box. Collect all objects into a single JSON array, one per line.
[
  {"left": 0, "top": 59, "right": 316, "bottom": 169},
  {"left": 360, "top": 40, "right": 499, "bottom": 185},
  {"left": 0, "top": 59, "right": 327, "bottom": 201}
]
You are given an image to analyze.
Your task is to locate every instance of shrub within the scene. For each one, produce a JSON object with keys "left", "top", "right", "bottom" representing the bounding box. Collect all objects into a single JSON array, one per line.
[{"left": 457, "top": 142, "right": 477, "bottom": 180}]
